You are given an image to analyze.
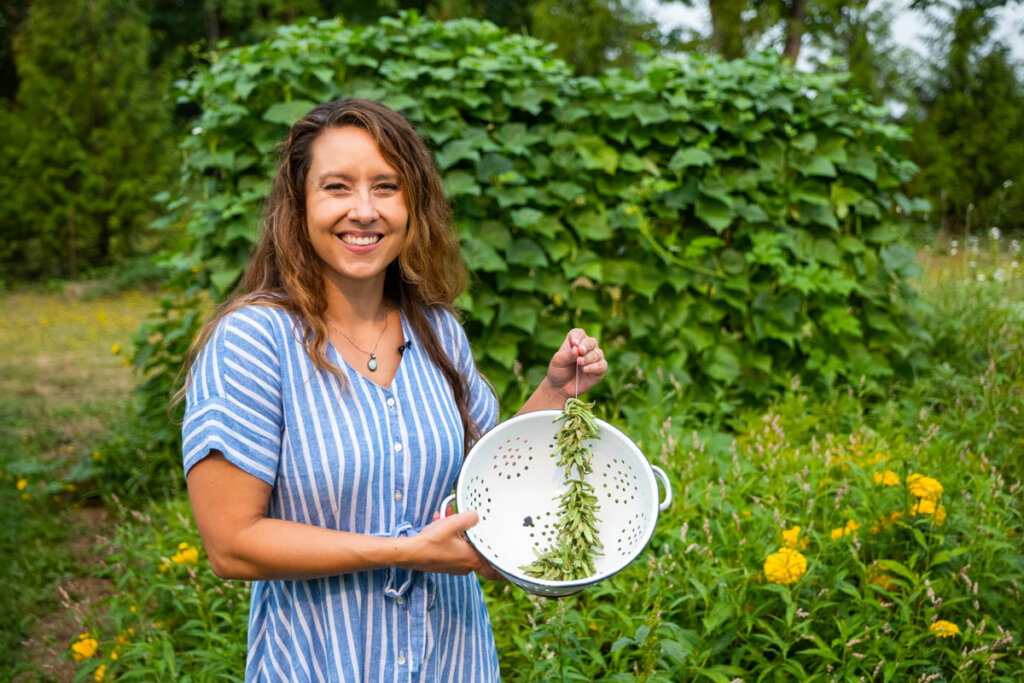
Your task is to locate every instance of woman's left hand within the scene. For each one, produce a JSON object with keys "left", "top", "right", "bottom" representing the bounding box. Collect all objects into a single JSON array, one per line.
[{"left": 546, "top": 328, "right": 607, "bottom": 398}]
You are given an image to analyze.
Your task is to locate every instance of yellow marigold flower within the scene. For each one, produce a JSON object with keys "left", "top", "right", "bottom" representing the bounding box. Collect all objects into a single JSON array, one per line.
[
  {"left": 71, "top": 634, "right": 99, "bottom": 660},
  {"left": 111, "top": 343, "right": 120, "bottom": 355},
  {"left": 830, "top": 527, "right": 844, "bottom": 540},
  {"left": 929, "top": 620, "right": 960, "bottom": 638},
  {"left": 934, "top": 504, "right": 947, "bottom": 526},
  {"left": 912, "top": 497, "right": 937, "bottom": 516},
  {"left": 873, "top": 470, "right": 900, "bottom": 486},
  {"left": 889, "top": 510, "right": 903, "bottom": 523},
  {"left": 907, "top": 473, "right": 943, "bottom": 502},
  {"left": 866, "top": 563, "right": 896, "bottom": 591},
  {"left": 16, "top": 478, "right": 27, "bottom": 491},
  {"left": 159, "top": 560, "right": 170, "bottom": 572},
  {"left": 781, "top": 526, "right": 807, "bottom": 549},
  {"left": 763, "top": 547, "right": 808, "bottom": 585},
  {"left": 171, "top": 543, "right": 199, "bottom": 564},
  {"left": 129, "top": 605, "right": 136, "bottom": 613},
  {"left": 94, "top": 663, "right": 106, "bottom": 681},
  {"left": 110, "top": 651, "right": 118, "bottom": 660},
  {"left": 845, "top": 519, "right": 860, "bottom": 534}
]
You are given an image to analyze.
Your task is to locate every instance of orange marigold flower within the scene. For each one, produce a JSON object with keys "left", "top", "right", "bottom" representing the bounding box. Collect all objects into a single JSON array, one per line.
[
  {"left": 763, "top": 547, "right": 808, "bottom": 585},
  {"left": 929, "top": 620, "right": 960, "bottom": 638}
]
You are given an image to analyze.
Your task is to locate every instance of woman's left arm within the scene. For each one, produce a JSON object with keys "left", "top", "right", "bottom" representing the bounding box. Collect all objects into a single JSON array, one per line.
[{"left": 517, "top": 328, "right": 607, "bottom": 414}]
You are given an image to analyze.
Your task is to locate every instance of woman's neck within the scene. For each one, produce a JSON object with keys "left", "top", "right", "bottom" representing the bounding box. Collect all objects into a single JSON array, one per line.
[{"left": 322, "top": 273, "right": 391, "bottom": 325}]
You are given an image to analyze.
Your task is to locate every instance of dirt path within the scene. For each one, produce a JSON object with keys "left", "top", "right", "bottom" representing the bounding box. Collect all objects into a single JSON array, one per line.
[{"left": 1, "top": 286, "right": 157, "bottom": 681}]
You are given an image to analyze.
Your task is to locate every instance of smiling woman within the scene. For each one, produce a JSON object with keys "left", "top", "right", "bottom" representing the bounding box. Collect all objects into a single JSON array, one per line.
[{"left": 172, "top": 98, "right": 608, "bottom": 682}]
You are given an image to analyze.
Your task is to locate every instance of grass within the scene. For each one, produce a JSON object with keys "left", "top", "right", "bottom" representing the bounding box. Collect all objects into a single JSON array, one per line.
[{"left": 0, "top": 287, "right": 155, "bottom": 682}]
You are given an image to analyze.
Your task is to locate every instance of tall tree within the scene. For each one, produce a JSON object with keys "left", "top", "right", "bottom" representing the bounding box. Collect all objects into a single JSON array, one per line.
[
  {"left": 529, "top": 0, "right": 662, "bottom": 75},
  {"left": 1, "top": 0, "right": 172, "bottom": 278},
  {"left": 802, "top": 0, "right": 918, "bottom": 104},
  {"left": 907, "top": 1, "right": 1024, "bottom": 233}
]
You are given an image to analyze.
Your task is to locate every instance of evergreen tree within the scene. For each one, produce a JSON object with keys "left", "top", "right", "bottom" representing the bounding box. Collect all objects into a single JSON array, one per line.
[
  {"left": 906, "top": 3, "right": 1024, "bottom": 233},
  {"left": 529, "top": 0, "right": 661, "bottom": 75},
  {"left": 1, "top": 0, "right": 172, "bottom": 278}
]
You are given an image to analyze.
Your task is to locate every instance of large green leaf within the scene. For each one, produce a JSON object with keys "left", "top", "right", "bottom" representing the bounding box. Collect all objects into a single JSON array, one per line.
[{"left": 262, "top": 99, "right": 317, "bottom": 125}]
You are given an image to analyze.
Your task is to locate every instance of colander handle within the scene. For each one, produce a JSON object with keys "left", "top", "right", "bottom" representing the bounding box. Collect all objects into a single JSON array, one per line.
[
  {"left": 439, "top": 493, "right": 456, "bottom": 519},
  {"left": 651, "top": 465, "right": 672, "bottom": 512}
]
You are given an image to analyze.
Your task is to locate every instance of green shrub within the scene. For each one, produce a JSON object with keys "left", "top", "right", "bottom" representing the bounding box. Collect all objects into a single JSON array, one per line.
[
  {"left": 69, "top": 496, "right": 247, "bottom": 681},
  {"left": 76, "top": 378, "right": 1024, "bottom": 681},
  {"left": 130, "top": 11, "right": 929, "bottom": 475}
]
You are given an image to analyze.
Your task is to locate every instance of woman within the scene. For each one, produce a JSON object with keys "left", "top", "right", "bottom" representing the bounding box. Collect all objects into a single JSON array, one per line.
[{"left": 180, "top": 98, "right": 607, "bottom": 681}]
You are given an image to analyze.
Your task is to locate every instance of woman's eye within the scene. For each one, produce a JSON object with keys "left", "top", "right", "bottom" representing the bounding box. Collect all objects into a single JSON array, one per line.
[
  {"left": 324, "top": 183, "right": 348, "bottom": 192},
  {"left": 377, "top": 184, "right": 400, "bottom": 193}
]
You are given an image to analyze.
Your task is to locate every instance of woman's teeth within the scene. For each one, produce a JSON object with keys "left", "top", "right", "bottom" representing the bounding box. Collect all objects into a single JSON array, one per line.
[{"left": 340, "top": 234, "right": 381, "bottom": 246}]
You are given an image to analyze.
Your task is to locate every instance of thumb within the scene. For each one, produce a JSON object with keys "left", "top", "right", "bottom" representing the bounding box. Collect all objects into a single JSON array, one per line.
[{"left": 443, "top": 510, "right": 479, "bottom": 534}]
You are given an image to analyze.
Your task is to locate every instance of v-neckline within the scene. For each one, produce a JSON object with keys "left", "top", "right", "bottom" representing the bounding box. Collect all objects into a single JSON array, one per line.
[{"left": 327, "top": 309, "right": 408, "bottom": 392}]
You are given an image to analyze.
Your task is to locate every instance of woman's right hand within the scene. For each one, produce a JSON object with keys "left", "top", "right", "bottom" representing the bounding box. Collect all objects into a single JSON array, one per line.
[{"left": 398, "top": 511, "right": 487, "bottom": 575}]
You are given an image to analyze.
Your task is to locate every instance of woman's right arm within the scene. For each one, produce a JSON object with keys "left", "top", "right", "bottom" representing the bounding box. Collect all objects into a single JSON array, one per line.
[{"left": 187, "top": 451, "right": 488, "bottom": 581}]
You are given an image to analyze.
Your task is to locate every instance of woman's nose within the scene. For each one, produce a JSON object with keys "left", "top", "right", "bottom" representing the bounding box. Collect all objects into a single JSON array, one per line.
[{"left": 349, "top": 191, "right": 379, "bottom": 223}]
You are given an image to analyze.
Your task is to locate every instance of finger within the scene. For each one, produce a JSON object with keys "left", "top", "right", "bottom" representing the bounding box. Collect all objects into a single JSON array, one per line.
[{"left": 574, "top": 338, "right": 600, "bottom": 363}]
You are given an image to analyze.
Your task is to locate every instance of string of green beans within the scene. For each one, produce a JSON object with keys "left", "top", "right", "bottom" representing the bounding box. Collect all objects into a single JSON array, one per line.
[{"left": 521, "top": 397, "right": 603, "bottom": 581}]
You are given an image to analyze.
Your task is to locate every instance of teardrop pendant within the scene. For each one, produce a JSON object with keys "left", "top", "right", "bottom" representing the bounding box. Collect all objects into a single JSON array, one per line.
[{"left": 367, "top": 355, "right": 378, "bottom": 372}]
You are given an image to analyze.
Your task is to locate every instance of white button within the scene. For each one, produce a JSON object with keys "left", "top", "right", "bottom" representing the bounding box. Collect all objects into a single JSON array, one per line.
[
  {"left": 394, "top": 490, "right": 403, "bottom": 501},
  {"left": 396, "top": 595, "right": 404, "bottom": 605},
  {"left": 387, "top": 397, "right": 395, "bottom": 407},
  {"left": 397, "top": 652, "right": 406, "bottom": 666},
  {"left": 394, "top": 442, "right": 403, "bottom": 452}
]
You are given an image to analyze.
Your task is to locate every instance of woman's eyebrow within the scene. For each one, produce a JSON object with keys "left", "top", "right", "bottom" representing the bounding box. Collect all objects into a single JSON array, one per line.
[{"left": 316, "top": 171, "right": 400, "bottom": 184}]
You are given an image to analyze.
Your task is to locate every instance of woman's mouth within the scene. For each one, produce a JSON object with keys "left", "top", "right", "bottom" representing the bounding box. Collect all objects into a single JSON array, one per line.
[{"left": 339, "top": 233, "right": 382, "bottom": 246}]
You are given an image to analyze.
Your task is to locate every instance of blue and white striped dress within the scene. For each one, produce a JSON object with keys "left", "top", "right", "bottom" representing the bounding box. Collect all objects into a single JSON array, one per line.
[{"left": 182, "top": 303, "right": 502, "bottom": 682}]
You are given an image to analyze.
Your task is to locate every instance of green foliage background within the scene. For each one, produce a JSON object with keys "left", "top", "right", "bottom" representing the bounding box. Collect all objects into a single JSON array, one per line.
[
  {"left": 0, "top": 0, "right": 174, "bottom": 280},
  {"left": 139, "top": 12, "right": 930, "bottom": 443}
]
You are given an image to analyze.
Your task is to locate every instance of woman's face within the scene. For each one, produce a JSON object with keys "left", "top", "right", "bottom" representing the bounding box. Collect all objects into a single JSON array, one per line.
[{"left": 304, "top": 125, "right": 409, "bottom": 292}]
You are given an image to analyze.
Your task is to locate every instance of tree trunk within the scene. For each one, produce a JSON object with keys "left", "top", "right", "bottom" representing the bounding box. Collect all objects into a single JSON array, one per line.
[
  {"left": 782, "top": 0, "right": 808, "bottom": 63},
  {"left": 205, "top": 4, "right": 220, "bottom": 43},
  {"left": 709, "top": 0, "right": 746, "bottom": 60}
]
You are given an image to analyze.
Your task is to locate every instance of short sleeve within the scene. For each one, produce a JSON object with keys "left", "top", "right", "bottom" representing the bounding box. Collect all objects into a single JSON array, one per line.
[
  {"left": 434, "top": 309, "right": 499, "bottom": 434},
  {"left": 182, "top": 306, "right": 284, "bottom": 485}
]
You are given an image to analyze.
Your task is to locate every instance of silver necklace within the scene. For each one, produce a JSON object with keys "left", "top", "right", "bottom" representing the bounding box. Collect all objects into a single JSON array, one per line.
[{"left": 327, "top": 310, "right": 390, "bottom": 372}]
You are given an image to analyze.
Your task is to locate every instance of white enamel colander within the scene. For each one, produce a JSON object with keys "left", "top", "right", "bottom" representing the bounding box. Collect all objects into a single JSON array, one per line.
[{"left": 440, "top": 409, "right": 671, "bottom": 597}]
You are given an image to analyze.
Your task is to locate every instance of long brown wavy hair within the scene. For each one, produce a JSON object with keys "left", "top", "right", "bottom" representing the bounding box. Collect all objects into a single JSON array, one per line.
[{"left": 175, "top": 98, "right": 481, "bottom": 454}]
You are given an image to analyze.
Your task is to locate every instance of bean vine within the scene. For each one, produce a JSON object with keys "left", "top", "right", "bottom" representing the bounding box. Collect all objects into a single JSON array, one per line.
[{"left": 521, "top": 397, "right": 603, "bottom": 581}]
